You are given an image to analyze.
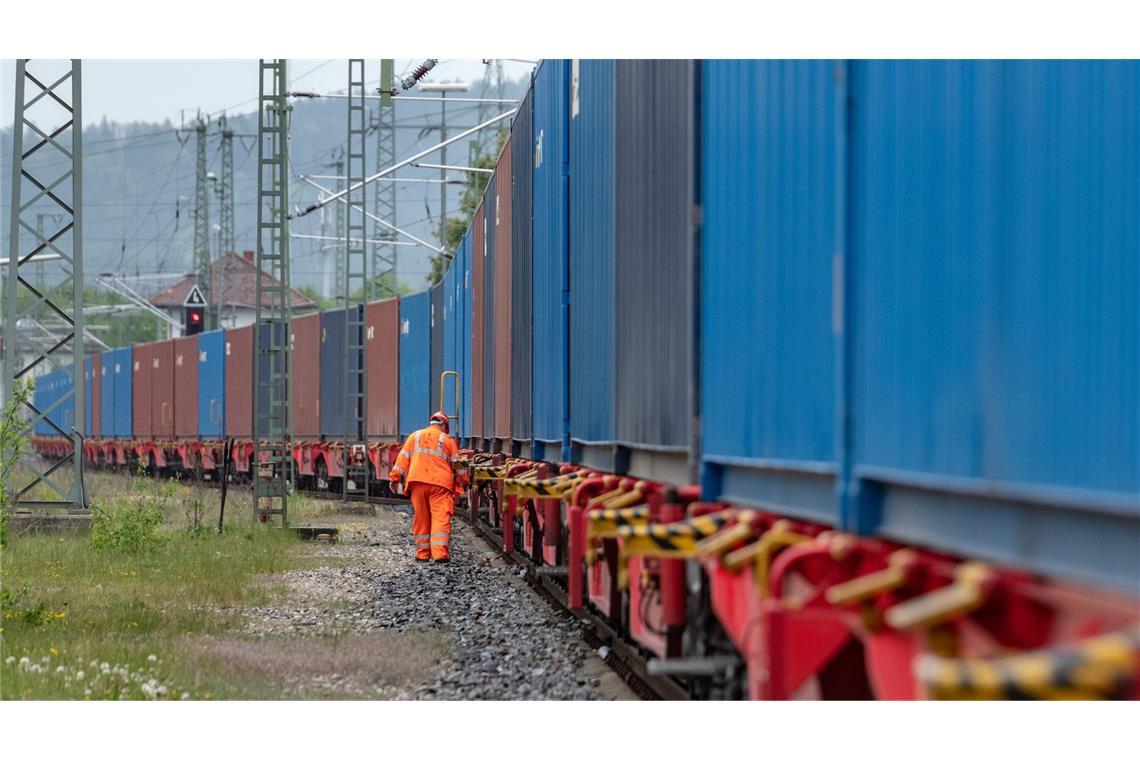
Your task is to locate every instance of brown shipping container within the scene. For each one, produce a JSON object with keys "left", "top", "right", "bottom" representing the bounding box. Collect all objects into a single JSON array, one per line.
[
  {"left": 151, "top": 339, "right": 176, "bottom": 439},
  {"left": 173, "top": 335, "right": 199, "bottom": 439},
  {"left": 91, "top": 353, "right": 102, "bottom": 437},
  {"left": 132, "top": 343, "right": 153, "bottom": 438},
  {"left": 471, "top": 201, "right": 485, "bottom": 439},
  {"left": 366, "top": 298, "right": 400, "bottom": 440},
  {"left": 291, "top": 312, "right": 321, "bottom": 438},
  {"left": 225, "top": 325, "right": 252, "bottom": 439},
  {"left": 493, "top": 138, "right": 513, "bottom": 439}
]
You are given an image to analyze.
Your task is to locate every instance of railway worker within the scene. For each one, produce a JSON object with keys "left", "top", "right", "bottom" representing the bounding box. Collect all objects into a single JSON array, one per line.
[{"left": 390, "top": 411, "right": 462, "bottom": 563}]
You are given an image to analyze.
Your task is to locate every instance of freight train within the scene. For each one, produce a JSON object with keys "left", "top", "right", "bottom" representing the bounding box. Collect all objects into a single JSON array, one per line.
[{"left": 31, "top": 60, "right": 1140, "bottom": 699}]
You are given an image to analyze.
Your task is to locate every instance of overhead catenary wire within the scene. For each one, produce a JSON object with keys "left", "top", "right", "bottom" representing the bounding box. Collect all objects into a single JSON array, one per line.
[{"left": 292, "top": 108, "right": 516, "bottom": 219}]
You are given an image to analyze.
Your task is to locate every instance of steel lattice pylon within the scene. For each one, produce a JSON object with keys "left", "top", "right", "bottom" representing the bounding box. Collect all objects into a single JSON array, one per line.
[
  {"left": 218, "top": 115, "right": 235, "bottom": 326},
  {"left": 253, "top": 59, "right": 292, "bottom": 525},
  {"left": 343, "top": 59, "right": 369, "bottom": 500},
  {"left": 2, "top": 59, "right": 87, "bottom": 510},
  {"left": 372, "top": 59, "right": 397, "bottom": 298},
  {"left": 193, "top": 115, "right": 212, "bottom": 329},
  {"left": 333, "top": 158, "right": 345, "bottom": 297}
]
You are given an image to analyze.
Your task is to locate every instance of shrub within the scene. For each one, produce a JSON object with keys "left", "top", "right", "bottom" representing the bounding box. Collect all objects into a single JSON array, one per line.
[
  {"left": 90, "top": 496, "right": 167, "bottom": 555},
  {"left": 0, "top": 379, "right": 34, "bottom": 548}
]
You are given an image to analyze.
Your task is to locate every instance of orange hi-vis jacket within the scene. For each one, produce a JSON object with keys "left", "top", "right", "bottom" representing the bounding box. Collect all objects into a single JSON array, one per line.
[{"left": 391, "top": 425, "right": 459, "bottom": 491}]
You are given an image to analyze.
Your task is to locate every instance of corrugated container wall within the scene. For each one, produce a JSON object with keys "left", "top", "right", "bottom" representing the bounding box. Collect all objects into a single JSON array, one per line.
[
  {"left": 291, "top": 312, "right": 321, "bottom": 438},
  {"left": 470, "top": 203, "right": 485, "bottom": 439},
  {"left": 569, "top": 59, "right": 616, "bottom": 469},
  {"left": 442, "top": 263, "right": 454, "bottom": 416},
  {"left": 32, "top": 370, "right": 51, "bottom": 435},
  {"left": 482, "top": 174, "right": 496, "bottom": 442},
  {"left": 132, "top": 344, "right": 153, "bottom": 438},
  {"left": 85, "top": 354, "right": 101, "bottom": 438},
  {"left": 100, "top": 351, "right": 114, "bottom": 437},
  {"left": 151, "top": 340, "right": 175, "bottom": 439},
  {"left": 460, "top": 233, "right": 473, "bottom": 441},
  {"left": 430, "top": 284, "right": 443, "bottom": 416},
  {"left": 510, "top": 84, "right": 534, "bottom": 445},
  {"left": 224, "top": 325, "right": 252, "bottom": 439},
  {"left": 700, "top": 60, "right": 837, "bottom": 523},
  {"left": 320, "top": 307, "right": 363, "bottom": 439},
  {"left": 614, "top": 59, "right": 696, "bottom": 483},
  {"left": 366, "top": 298, "right": 400, "bottom": 440},
  {"left": 83, "top": 356, "right": 90, "bottom": 436},
  {"left": 531, "top": 59, "right": 570, "bottom": 455},
  {"left": 110, "top": 347, "right": 132, "bottom": 438},
  {"left": 398, "top": 290, "right": 431, "bottom": 437},
  {"left": 197, "top": 329, "right": 225, "bottom": 438},
  {"left": 493, "top": 136, "right": 513, "bottom": 440},
  {"left": 173, "top": 335, "right": 199, "bottom": 439},
  {"left": 846, "top": 60, "right": 1140, "bottom": 590}
]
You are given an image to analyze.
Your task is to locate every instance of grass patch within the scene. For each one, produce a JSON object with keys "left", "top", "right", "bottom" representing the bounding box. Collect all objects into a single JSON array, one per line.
[{"left": 0, "top": 472, "right": 340, "bottom": 700}]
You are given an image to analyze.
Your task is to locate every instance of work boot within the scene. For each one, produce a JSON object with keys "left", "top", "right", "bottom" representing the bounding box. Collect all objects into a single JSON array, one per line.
[{"left": 433, "top": 557, "right": 450, "bottom": 564}]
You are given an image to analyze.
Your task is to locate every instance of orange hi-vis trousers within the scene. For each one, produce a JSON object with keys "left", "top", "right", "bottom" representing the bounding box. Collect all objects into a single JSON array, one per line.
[{"left": 409, "top": 482, "right": 454, "bottom": 560}]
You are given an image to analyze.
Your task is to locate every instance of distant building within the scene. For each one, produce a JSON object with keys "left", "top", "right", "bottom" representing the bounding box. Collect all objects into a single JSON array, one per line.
[{"left": 148, "top": 251, "right": 318, "bottom": 338}]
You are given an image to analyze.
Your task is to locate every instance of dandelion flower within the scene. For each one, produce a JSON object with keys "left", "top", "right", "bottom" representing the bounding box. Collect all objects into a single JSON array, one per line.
[
  {"left": 4, "top": 656, "right": 14, "bottom": 665},
  {"left": 147, "top": 654, "right": 157, "bottom": 663},
  {"left": 76, "top": 671, "right": 85, "bottom": 680},
  {"left": 180, "top": 692, "right": 190, "bottom": 700}
]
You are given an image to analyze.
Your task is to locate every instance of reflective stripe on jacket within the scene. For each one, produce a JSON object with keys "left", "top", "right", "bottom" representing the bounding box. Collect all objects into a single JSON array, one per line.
[{"left": 393, "top": 425, "right": 458, "bottom": 489}]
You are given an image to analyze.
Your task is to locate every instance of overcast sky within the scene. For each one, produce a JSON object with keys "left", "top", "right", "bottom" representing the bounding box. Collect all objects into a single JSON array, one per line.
[{"left": 0, "top": 59, "right": 535, "bottom": 128}]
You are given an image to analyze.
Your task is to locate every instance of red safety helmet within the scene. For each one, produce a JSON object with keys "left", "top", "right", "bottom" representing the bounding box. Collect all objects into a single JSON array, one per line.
[{"left": 429, "top": 411, "right": 450, "bottom": 434}]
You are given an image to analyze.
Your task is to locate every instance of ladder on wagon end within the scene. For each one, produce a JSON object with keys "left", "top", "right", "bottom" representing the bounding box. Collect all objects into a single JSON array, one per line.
[
  {"left": 342, "top": 58, "right": 369, "bottom": 501},
  {"left": 253, "top": 59, "right": 293, "bottom": 526}
]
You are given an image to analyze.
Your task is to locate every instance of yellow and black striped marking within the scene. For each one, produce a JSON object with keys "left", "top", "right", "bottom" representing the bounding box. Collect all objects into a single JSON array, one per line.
[
  {"left": 474, "top": 466, "right": 508, "bottom": 481},
  {"left": 585, "top": 506, "right": 650, "bottom": 565},
  {"left": 503, "top": 471, "right": 584, "bottom": 498},
  {"left": 917, "top": 627, "right": 1140, "bottom": 700},
  {"left": 616, "top": 512, "right": 733, "bottom": 560}
]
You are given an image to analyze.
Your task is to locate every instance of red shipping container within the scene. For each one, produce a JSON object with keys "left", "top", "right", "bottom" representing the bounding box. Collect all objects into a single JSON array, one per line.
[
  {"left": 366, "top": 298, "right": 400, "bottom": 440},
  {"left": 471, "top": 201, "right": 485, "bottom": 439},
  {"left": 132, "top": 343, "right": 153, "bottom": 438},
  {"left": 173, "top": 334, "right": 199, "bottom": 439},
  {"left": 90, "top": 353, "right": 102, "bottom": 438},
  {"left": 493, "top": 137, "right": 513, "bottom": 440},
  {"left": 291, "top": 312, "right": 321, "bottom": 439},
  {"left": 225, "top": 325, "right": 253, "bottom": 439},
  {"left": 151, "top": 339, "right": 176, "bottom": 439}
]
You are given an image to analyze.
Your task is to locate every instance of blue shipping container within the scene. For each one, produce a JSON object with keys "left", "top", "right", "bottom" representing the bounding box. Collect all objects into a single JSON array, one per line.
[
  {"left": 398, "top": 291, "right": 431, "bottom": 437},
  {"left": 701, "top": 59, "right": 1140, "bottom": 591},
  {"left": 845, "top": 60, "right": 1139, "bottom": 590},
  {"left": 197, "top": 329, "right": 226, "bottom": 438},
  {"left": 320, "top": 307, "right": 364, "bottom": 439},
  {"left": 84, "top": 356, "right": 94, "bottom": 437},
  {"left": 109, "top": 346, "right": 133, "bottom": 438},
  {"left": 531, "top": 58, "right": 570, "bottom": 458},
  {"left": 568, "top": 58, "right": 616, "bottom": 469},
  {"left": 700, "top": 60, "right": 838, "bottom": 524},
  {"left": 100, "top": 350, "right": 114, "bottom": 438}
]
